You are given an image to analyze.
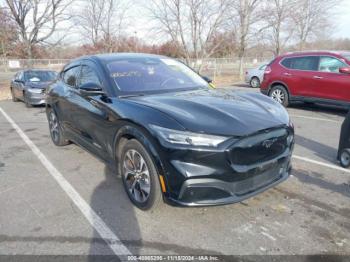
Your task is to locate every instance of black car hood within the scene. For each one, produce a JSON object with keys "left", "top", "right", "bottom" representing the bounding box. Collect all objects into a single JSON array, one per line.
[
  {"left": 26, "top": 81, "right": 51, "bottom": 89},
  {"left": 127, "top": 89, "right": 290, "bottom": 136}
]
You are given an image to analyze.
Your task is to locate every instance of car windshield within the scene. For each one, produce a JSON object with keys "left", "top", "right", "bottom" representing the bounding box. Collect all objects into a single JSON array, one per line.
[
  {"left": 25, "top": 71, "right": 57, "bottom": 82},
  {"left": 107, "top": 57, "right": 208, "bottom": 94}
]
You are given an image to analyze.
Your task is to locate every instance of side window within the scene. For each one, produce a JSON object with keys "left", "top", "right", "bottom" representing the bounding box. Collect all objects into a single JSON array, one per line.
[
  {"left": 281, "top": 56, "right": 319, "bottom": 71},
  {"left": 259, "top": 64, "right": 267, "bottom": 70},
  {"left": 79, "top": 65, "right": 101, "bottom": 86},
  {"left": 319, "top": 56, "right": 347, "bottom": 73},
  {"left": 18, "top": 71, "right": 24, "bottom": 81},
  {"left": 63, "top": 66, "right": 80, "bottom": 87},
  {"left": 281, "top": 58, "right": 292, "bottom": 68}
]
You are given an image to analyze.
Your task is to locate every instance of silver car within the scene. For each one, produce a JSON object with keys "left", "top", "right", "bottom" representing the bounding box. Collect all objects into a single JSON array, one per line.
[
  {"left": 10, "top": 69, "right": 57, "bottom": 107},
  {"left": 245, "top": 64, "right": 267, "bottom": 88}
]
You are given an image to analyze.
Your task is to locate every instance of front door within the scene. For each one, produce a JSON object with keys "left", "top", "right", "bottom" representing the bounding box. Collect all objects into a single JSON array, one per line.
[{"left": 312, "top": 56, "right": 350, "bottom": 102}]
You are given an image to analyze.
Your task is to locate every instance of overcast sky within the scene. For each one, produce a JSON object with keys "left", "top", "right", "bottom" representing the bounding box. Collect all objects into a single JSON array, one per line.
[
  {"left": 62, "top": 0, "right": 350, "bottom": 46},
  {"left": 335, "top": 1, "right": 350, "bottom": 38},
  {"left": 127, "top": 2, "right": 350, "bottom": 42}
]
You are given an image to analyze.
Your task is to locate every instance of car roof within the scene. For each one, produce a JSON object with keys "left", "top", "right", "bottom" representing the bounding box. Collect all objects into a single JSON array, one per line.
[
  {"left": 75, "top": 53, "right": 170, "bottom": 64},
  {"left": 22, "top": 69, "right": 56, "bottom": 72},
  {"left": 282, "top": 50, "right": 350, "bottom": 58}
]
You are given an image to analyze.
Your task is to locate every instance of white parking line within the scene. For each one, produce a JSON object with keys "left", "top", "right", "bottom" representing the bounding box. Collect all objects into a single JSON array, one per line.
[
  {"left": 293, "top": 155, "right": 350, "bottom": 174},
  {"left": 0, "top": 107, "right": 131, "bottom": 256},
  {"left": 289, "top": 114, "right": 342, "bottom": 123}
]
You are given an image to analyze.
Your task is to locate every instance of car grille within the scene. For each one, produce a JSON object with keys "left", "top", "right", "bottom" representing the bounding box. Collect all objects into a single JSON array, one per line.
[{"left": 230, "top": 128, "right": 289, "bottom": 166}]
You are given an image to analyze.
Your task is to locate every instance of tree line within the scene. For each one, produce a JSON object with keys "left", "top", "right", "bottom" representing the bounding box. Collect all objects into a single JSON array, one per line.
[{"left": 0, "top": 0, "right": 346, "bottom": 70}]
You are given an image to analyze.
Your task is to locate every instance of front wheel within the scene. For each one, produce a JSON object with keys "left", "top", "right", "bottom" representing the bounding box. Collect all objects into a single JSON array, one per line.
[
  {"left": 250, "top": 77, "right": 260, "bottom": 88},
  {"left": 269, "top": 85, "right": 289, "bottom": 107},
  {"left": 340, "top": 149, "right": 350, "bottom": 168},
  {"left": 119, "top": 139, "right": 163, "bottom": 211},
  {"left": 47, "top": 108, "right": 70, "bottom": 146},
  {"left": 24, "top": 92, "right": 33, "bottom": 108}
]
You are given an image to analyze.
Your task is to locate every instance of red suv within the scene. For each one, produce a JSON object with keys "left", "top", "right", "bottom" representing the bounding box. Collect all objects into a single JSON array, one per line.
[{"left": 260, "top": 51, "right": 350, "bottom": 107}]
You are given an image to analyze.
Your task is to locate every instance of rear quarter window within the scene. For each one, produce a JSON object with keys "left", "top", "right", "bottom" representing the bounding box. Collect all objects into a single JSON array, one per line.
[{"left": 281, "top": 56, "right": 319, "bottom": 71}]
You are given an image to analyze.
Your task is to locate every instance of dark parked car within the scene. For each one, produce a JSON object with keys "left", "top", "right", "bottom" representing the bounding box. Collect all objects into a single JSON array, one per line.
[
  {"left": 46, "top": 53, "right": 294, "bottom": 210},
  {"left": 11, "top": 69, "right": 58, "bottom": 107},
  {"left": 260, "top": 51, "right": 350, "bottom": 107}
]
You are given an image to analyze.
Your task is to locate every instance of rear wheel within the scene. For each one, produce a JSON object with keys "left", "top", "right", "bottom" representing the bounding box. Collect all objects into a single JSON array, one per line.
[
  {"left": 340, "top": 149, "right": 350, "bottom": 168},
  {"left": 119, "top": 139, "right": 163, "bottom": 211},
  {"left": 47, "top": 108, "right": 70, "bottom": 146},
  {"left": 250, "top": 77, "right": 260, "bottom": 88},
  {"left": 269, "top": 85, "right": 289, "bottom": 107}
]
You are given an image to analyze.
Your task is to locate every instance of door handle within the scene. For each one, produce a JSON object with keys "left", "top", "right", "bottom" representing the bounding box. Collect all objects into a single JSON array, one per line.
[
  {"left": 283, "top": 72, "right": 292, "bottom": 76},
  {"left": 313, "top": 76, "right": 323, "bottom": 79}
]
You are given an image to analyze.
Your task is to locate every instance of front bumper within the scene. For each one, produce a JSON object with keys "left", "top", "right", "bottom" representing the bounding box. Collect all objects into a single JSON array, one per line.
[
  {"left": 159, "top": 126, "right": 294, "bottom": 207},
  {"left": 168, "top": 153, "right": 291, "bottom": 206},
  {"left": 26, "top": 91, "right": 46, "bottom": 105}
]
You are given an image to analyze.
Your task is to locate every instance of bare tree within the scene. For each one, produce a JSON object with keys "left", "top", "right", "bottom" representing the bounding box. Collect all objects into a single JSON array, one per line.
[
  {"left": 227, "top": 0, "right": 261, "bottom": 78},
  {"left": 0, "top": 7, "right": 18, "bottom": 58},
  {"left": 291, "top": 0, "right": 340, "bottom": 50},
  {"left": 3, "top": 0, "right": 74, "bottom": 58},
  {"left": 261, "top": 0, "right": 295, "bottom": 56},
  {"left": 77, "top": 0, "right": 130, "bottom": 52},
  {"left": 148, "top": 0, "right": 229, "bottom": 66}
]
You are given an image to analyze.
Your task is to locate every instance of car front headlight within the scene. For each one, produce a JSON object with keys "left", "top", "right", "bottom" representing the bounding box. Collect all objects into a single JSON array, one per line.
[
  {"left": 27, "top": 88, "right": 43, "bottom": 94},
  {"left": 149, "top": 125, "right": 229, "bottom": 147}
]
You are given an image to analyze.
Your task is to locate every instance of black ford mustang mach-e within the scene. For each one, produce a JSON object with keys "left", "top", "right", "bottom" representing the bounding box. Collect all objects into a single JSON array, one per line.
[{"left": 46, "top": 53, "right": 294, "bottom": 210}]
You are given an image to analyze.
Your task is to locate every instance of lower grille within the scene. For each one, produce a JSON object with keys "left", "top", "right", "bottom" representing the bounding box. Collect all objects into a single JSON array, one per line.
[
  {"left": 234, "top": 163, "right": 282, "bottom": 195},
  {"left": 230, "top": 128, "right": 289, "bottom": 166}
]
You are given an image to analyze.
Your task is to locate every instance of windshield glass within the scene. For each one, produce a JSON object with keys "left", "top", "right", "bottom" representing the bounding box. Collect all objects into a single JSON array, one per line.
[
  {"left": 25, "top": 71, "right": 57, "bottom": 82},
  {"left": 107, "top": 57, "right": 208, "bottom": 93}
]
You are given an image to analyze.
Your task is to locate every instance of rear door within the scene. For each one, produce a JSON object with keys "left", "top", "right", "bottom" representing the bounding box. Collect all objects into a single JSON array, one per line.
[
  {"left": 313, "top": 56, "right": 350, "bottom": 102},
  {"left": 280, "top": 56, "right": 319, "bottom": 97}
]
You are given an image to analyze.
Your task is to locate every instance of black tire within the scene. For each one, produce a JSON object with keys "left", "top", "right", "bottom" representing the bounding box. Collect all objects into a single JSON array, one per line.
[
  {"left": 11, "top": 88, "right": 19, "bottom": 102},
  {"left": 269, "top": 85, "right": 289, "bottom": 107},
  {"left": 119, "top": 139, "right": 163, "bottom": 211},
  {"left": 340, "top": 149, "right": 350, "bottom": 168},
  {"left": 250, "top": 77, "right": 260, "bottom": 88},
  {"left": 47, "top": 107, "right": 70, "bottom": 146},
  {"left": 24, "top": 92, "right": 33, "bottom": 108}
]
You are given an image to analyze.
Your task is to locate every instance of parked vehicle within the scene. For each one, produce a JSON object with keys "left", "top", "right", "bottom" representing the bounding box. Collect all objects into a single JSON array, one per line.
[
  {"left": 245, "top": 64, "right": 267, "bottom": 88},
  {"left": 338, "top": 110, "right": 350, "bottom": 168},
  {"left": 46, "top": 53, "right": 294, "bottom": 210},
  {"left": 260, "top": 51, "right": 350, "bottom": 107},
  {"left": 11, "top": 69, "right": 58, "bottom": 107}
]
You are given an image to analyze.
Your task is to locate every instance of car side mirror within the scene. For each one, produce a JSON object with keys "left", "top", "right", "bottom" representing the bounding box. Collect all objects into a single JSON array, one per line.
[
  {"left": 202, "top": 76, "right": 213, "bottom": 83},
  {"left": 339, "top": 67, "right": 350, "bottom": 74},
  {"left": 79, "top": 82, "right": 105, "bottom": 95}
]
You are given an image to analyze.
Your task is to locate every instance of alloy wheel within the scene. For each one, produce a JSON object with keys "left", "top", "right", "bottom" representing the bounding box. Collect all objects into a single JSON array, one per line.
[
  {"left": 123, "top": 149, "right": 151, "bottom": 203},
  {"left": 250, "top": 78, "right": 260, "bottom": 88},
  {"left": 271, "top": 89, "right": 285, "bottom": 104},
  {"left": 340, "top": 150, "right": 350, "bottom": 167},
  {"left": 48, "top": 111, "right": 59, "bottom": 143}
]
